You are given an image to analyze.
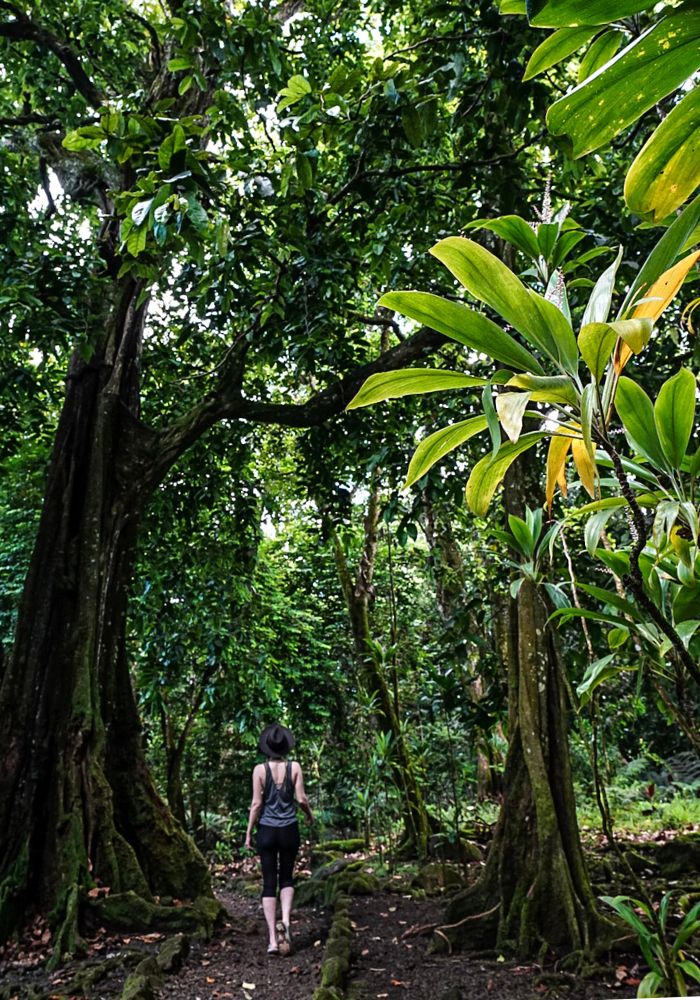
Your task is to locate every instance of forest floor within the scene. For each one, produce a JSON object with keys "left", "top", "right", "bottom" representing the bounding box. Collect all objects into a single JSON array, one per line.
[{"left": 1, "top": 829, "right": 698, "bottom": 1000}]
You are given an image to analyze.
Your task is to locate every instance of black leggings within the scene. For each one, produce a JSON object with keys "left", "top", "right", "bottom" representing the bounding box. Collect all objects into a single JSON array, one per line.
[{"left": 257, "top": 822, "right": 300, "bottom": 897}]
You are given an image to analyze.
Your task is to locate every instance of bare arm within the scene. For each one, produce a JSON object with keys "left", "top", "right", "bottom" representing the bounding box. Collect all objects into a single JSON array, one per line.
[
  {"left": 244, "top": 765, "right": 265, "bottom": 848},
  {"left": 293, "top": 762, "right": 314, "bottom": 823}
]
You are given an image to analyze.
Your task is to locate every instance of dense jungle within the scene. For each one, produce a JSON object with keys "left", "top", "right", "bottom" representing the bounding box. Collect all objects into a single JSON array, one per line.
[{"left": 0, "top": 0, "right": 699, "bottom": 998}]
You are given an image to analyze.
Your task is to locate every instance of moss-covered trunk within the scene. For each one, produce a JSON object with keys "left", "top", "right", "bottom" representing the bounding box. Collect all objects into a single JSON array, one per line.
[
  {"left": 0, "top": 281, "right": 209, "bottom": 947},
  {"left": 440, "top": 462, "right": 607, "bottom": 957}
]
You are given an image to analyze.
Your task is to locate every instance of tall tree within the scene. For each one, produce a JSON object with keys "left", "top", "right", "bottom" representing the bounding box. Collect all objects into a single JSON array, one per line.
[{"left": 0, "top": 0, "right": 547, "bottom": 944}]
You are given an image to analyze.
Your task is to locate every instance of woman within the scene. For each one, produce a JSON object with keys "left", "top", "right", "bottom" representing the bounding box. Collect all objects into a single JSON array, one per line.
[{"left": 244, "top": 723, "right": 314, "bottom": 955}]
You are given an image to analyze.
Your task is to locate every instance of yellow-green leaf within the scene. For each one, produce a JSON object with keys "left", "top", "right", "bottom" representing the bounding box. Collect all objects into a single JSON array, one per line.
[
  {"left": 466, "top": 432, "right": 547, "bottom": 515},
  {"left": 578, "top": 323, "right": 617, "bottom": 382},
  {"left": 625, "top": 86, "right": 700, "bottom": 222},
  {"left": 377, "top": 290, "right": 543, "bottom": 373},
  {"left": 404, "top": 415, "right": 489, "bottom": 488},
  {"left": 346, "top": 369, "right": 487, "bottom": 410},
  {"left": 577, "top": 30, "right": 623, "bottom": 83}
]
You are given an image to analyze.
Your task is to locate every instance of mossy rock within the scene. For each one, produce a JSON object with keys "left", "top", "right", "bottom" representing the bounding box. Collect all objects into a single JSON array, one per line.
[
  {"left": 411, "top": 863, "right": 463, "bottom": 893},
  {"left": 295, "top": 877, "right": 326, "bottom": 907},
  {"left": 312, "top": 988, "right": 343, "bottom": 1000},
  {"left": 121, "top": 972, "right": 155, "bottom": 1000},
  {"left": 329, "top": 916, "right": 353, "bottom": 940},
  {"left": 334, "top": 871, "right": 379, "bottom": 896},
  {"left": 656, "top": 837, "right": 700, "bottom": 877},
  {"left": 325, "top": 937, "right": 352, "bottom": 964},
  {"left": 311, "top": 849, "right": 342, "bottom": 867},
  {"left": 241, "top": 880, "right": 262, "bottom": 898},
  {"left": 318, "top": 838, "right": 366, "bottom": 853},
  {"left": 89, "top": 890, "right": 223, "bottom": 937},
  {"left": 313, "top": 857, "right": 364, "bottom": 882},
  {"left": 321, "top": 954, "right": 349, "bottom": 987},
  {"left": 156, "top": 933, "right": 190, "bottom": 972}
]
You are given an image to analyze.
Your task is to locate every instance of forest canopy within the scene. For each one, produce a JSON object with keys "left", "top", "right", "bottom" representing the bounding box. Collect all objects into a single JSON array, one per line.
[{"left": 0, "top": 0, "right": 699, "bottom": 997}]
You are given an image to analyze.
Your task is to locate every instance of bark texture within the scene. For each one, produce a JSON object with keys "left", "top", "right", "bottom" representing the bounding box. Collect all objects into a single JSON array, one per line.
[
  {"left": 0, "top": 283, "right": 210, "bottom": 950},
  {"left": 439, "top": 462, "right": 607, "bottom": 957}
]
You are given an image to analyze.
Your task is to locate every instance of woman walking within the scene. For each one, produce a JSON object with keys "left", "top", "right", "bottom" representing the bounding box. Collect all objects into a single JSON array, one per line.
[{"left": 244, "top": 723, "right": 314, "bottom": 954}]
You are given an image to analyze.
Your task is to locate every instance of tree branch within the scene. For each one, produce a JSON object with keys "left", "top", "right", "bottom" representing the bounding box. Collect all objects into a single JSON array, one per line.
[
  {"left": 326, "top": 134, "right": 545, "bottom": 207},
  {"left": 0, "top": 4, "right": 103, "bottom": 107},
  {"left": 144, "top": 325, "right": 445, "bottom": 493}
]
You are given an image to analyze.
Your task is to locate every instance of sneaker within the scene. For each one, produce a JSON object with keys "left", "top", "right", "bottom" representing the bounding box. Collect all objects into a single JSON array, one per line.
[{"left": 277, "top": 920, "right": 291, "bottom": 956}]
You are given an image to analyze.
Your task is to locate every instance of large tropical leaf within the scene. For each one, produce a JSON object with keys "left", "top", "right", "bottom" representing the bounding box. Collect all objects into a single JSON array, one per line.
[
  {"left": 581, "top": 245, "right": 623, "bottom": 327},
  {"left": 546, "top": 433, "right": 572, "bottom": 509},
  {"left": 465, "top": 432, "right": 547, "bottom": 515},
  {"left": 465, "top": 214, "right": 541, "bottom": 259},
  {"left": 523, "top": 25, "right": 597, "bottom": 80},
  {"left": 377, "top": 290, "right": 543, "bottom": 373},
  {"left": 577, "top": 30, "right": 623, "bottom": 82},
  {"left": 576, "top": 654, "right": 630, "bottom": 707},
  {"left": 546, "top": 12, "right": 700, "bottom": 159},
  {"left": 615, "top": 377, "right": 668, "bottom": 470},
  {"left": 526, "top": 0, "right": 655, "bottom": 28},
  {"left": 346, "top": 369, "right": 487, "bottom": 409},
  {"left": 654, "top": 368, "right": 697, "bottom": 469},
  {"left": 619, "top": 193, "right": 700, "bottom": 318},
  {"left": 577, "top": 323, "right": 618, "bottom": 382},
  {"left": 507, "top": 373, "right": 578, "bottom": 405},
  {"left": 430, "top": 237, "right": 578, "bottom": 373},
  {"left": 404, "top": 415, "right": 489, "bottom": 488},
  {"left": 625, "top": 86, "right": 700, "bottom": 223}
]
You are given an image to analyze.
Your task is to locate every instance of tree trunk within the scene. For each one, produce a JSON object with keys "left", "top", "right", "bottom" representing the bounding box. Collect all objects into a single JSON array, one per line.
[
  {"left": 0, "top": 283, "right": 209, "bottom": 949},
  {"left": 439, "top": 462, "right": 609, "bottom": 957},
  {"left": 325, "top": 487, "right": 431, "bottom": 858}
]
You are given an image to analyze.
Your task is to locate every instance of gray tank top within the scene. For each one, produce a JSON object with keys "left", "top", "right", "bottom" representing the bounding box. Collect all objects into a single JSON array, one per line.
[{"left": 259, "top": 761, "right": 297, "bottom": 827}]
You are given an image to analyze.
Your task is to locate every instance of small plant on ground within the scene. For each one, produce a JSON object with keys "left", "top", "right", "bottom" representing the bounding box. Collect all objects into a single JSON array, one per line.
[{"left": 601, "top": 892, "right": 700, "bottom": 997}]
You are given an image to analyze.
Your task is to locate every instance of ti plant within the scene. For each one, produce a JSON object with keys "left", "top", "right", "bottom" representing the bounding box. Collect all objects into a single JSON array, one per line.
[
  {"left": 491, "top": 505, "right": 568, "bottom": 606},
  {"left": 347, "top": 194, "right": 700, "bottom": 683},
  {"left": 601, "top": 893, "right": 700, "bottom": 998}
]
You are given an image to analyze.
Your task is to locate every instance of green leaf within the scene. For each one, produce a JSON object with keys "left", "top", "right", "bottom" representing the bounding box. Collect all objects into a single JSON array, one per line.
[
  {"left": 500, "top": 0, "right": 526, "bottom": 12},
  {"left": 508, "top": 514, "right": 534, "bottom": 557},
  {"left": 583, "top": 506, "right": 618, "bottom": 555},
  {"left": 678, "top": 960, "right": 700, "bottom": 985},
  {"left": 523, "top": 26, "right": 597, "bottom": 80},
  {"left": 430, "top": 237, "right": 578, "bottom": 372},
  {"left": 546, "top": 12, "right": 700, "bottom": 158},
  {"left": 578, "top": 323, "right": 617, "bottom": 382},
  {"left": 62, "top": 125, "right": 106, "bottom": 151},
  {"left": 507, "top": 373, "right": 578, "bottom": 405},
  {"left": 167, "top": 56, "right": 194, "bottom": 71},
  {"left": 625, "top": 86, "right": 700, "bottom": 223},
  {"left": 404, "top": 416, "right": 489, "bottom": 488},
  {"left": 483, "top": 383, "right": 501, "bottom": 457},
  {"left": 620, "top": 192, "right": 700, "bottom": 319},
  {"left": 615, "top": 376, "right": 668, "bottom": 470},
  {"left": 346, "top": 369, "right": 488, "bottom": 409},
  {"left": 595, "top": 547, "right": 630, "bottom": 577},
  {"left": 465, "top": 215, "right": 541, "bottom": 260},
  {"left": 637, "top": 972, "right": 664, "bottom": 999},
  {"left": 581, "top": 245, "right": 623, "bottom": 327},
  {"left": 654, "top": 368, "right": 697, "bottom": 469},
  {"left": 296, "top": 152, "right": 313, "bottom": 190},
  {"left": 377, "top": 291, "right": 544, "bottom": 373},
  {"left": 576, "top": 654, "right": 628, "bottom": 706},
  {"left": 184, "top": 193, "right": 208, "bottom": 232},
  {"left": 578, "top": 30, "right": 623, "bottom": 83},
  {"left": 527, "top": 0, "right": 655, "bottom": 27},
  {"left": 465, "top": 432, "right": 547, "bottom": 515},
  {"left": 578, "top": 582, "right": 642, "bottom": 620},
  {"left": 278, "top": 74, "right": 312, "bottom": 112}
]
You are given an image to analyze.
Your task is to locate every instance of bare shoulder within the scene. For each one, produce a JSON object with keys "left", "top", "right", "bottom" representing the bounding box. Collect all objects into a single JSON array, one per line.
[
  {"left": 253, "top": 762, "right": 266, "bottom": 780},
  {"left": 291, "top": 760, "right": 302, "bottom": 778}
]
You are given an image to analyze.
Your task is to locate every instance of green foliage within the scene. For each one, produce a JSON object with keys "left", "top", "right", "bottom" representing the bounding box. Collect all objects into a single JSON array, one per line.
[
  {"left": 508, "top": 1, "right": 700, "bottom": 219},
  {"left": 601, "top": 893, "right": 700, "bottom": 997}
]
